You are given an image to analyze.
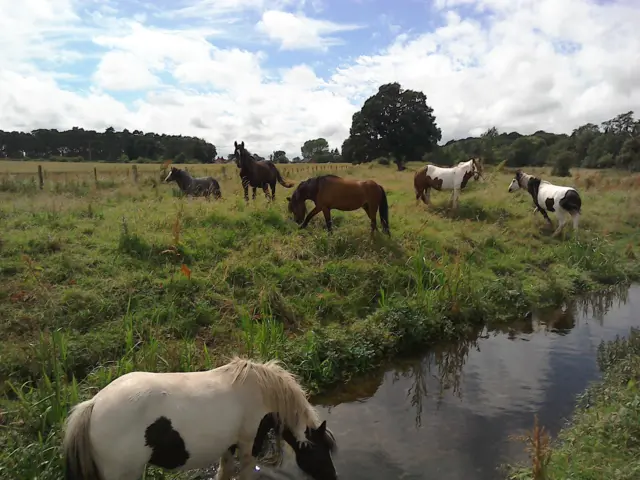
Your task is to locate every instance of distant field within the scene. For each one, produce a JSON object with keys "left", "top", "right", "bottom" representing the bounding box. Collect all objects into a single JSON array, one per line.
[{"left": 1, "top": 159, "right": 639, "bottom": 479}]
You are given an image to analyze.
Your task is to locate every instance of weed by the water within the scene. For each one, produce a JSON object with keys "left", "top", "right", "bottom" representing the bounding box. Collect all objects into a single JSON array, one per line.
[{"left": 507, "top": 328, "right": 640, "bottom": 480}]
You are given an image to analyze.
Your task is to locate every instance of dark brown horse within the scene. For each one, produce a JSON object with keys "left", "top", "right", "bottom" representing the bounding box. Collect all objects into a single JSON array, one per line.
[
  {"left": 233, "top": 141, "right": 295, "bottom": 202},
  {"left": 286, "top": 174, "right": 390, "bottom": 236}
]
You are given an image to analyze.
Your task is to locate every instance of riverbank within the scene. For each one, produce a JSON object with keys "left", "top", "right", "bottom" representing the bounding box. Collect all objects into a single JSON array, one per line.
[
  {"left": 1, "top": 163, "right": 639, "bottom": 478},
  {"left": 507, "top": 327, "right": 640, "bottom": 480}
]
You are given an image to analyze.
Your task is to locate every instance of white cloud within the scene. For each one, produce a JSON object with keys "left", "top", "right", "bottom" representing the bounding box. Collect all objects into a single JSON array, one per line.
[
  {"left": 1, "top": 0, "right": 640, "bottom": 158},
  {"left": 256, "top": 10, "right": 363, "bottom": 51},
  {"left": 93, "top": 51, "right": 162, "bottom": 90}
]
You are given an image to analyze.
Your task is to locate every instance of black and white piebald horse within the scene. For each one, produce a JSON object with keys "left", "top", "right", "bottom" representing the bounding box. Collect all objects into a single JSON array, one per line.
[{"left": 508, "top": 169, "right": 582, "bottom": 237}]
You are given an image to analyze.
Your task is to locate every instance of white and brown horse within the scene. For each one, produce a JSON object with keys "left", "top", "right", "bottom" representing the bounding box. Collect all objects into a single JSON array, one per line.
[
  {"left": 508, "top": 169, "right": 582, "bottom": 237},
  {"left": 63, "top": 357, "right": 337, "bottom": 480},
  {"left": 414, "top": 158, "right": 484, "bottom": 209}
]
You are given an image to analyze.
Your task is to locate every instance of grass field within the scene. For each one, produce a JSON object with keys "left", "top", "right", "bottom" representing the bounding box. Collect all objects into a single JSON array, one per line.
[{"left": 1, "top": 159, "right": 639, "bottom": 479}]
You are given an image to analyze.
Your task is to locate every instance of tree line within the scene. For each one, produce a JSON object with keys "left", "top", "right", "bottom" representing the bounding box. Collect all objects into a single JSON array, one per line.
[
  {"left": 3, "top": 83, "right": 640, "bottom": 173},
  {"left": 0, "top": 127, "right": 217, "bottom": 164}
]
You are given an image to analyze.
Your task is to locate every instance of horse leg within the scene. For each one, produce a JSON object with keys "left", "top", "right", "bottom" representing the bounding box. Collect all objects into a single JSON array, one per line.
[
  {"left": 424, "top": 187, "right": 431, "bottom": 205},
  {"left": 571, "top": 211, "right": 580, "bottom": 235},
  {"left": 452, "top": 189, "right": 461, "bottom": 210},
  {"left": 262, "top": 185, "right": 270, "bottom": 201},
  {"left": 300, "top": 206, "right": 321, "bottom": 229},
  {"left": 236, "top": 440, "right": 259, "bottom": 480},
  {"left": 270, "top": 182, "right": 276, "bottom": 201},
  {"left": 365, "top": 204, "right": 378, "bottom": 237},
  {"left": 214, "top": 448, "right": 236, "bottom": 480},
  {"left": 243, "top": 181, "right": 249, "bottom": 203},
  {"left": 552, "top": 210, "right": 567, "bottom": 238},
  {"left": 538, "top": 209, "right": 553, "bottom": 228},
  {"left": 252, "top": 187, "right": 257, "bottom": 200},
  {"left": 322, "top": 208, "right": 332, "bottom": 233}
]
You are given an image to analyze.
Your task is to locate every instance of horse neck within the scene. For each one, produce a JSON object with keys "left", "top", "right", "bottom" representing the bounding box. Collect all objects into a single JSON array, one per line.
[
  {"left": 175, "top": 172, "right": 192, "bottom": 190},
  {"left": 519, "top": 173, "right": 533, "bottom": 189},
  {"left": 458, "top": 160, "right": 474, "bottom": 174},
  {"left": 241, "top": 361, "right": 317, "bottom": 442},
  {"left": 241, "top": 154, "right": 257, "bottom": 174}
]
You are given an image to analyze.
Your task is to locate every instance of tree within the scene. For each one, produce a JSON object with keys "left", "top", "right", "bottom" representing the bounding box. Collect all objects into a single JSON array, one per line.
[
  {"left": 301, "top": 138, "right": 329, "bottom": 162},
  {"left": 551, "top": 151, "right": 575, "bottom": 177},
  {"left": 342, "top": 82, "right": 442, "bottom": 170},
  {"left": 0, "top": 127, "right": 217, "bottom": 163},
  {"left": 272, "top": 150, "right": 289, "bottom": 163}
]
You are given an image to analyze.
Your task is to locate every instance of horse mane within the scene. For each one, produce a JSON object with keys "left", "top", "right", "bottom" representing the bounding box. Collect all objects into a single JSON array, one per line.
[
  {"left": 516, "top": 169, "right": 544, "bottom": 210},
  {"left": 221, "top": 357, "right": 320, "bottom": 441}
]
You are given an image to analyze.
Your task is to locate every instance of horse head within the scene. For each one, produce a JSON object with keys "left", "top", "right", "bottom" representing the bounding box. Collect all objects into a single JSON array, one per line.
[
  {"left": 286, "top": 184, "right": 308, "bottom": 225},
  {"left": 281, "top": 421, "right": 338, "bottom": 480},
  {"left": 234, "top": 140, "right": 248, "bottom": 168},
  {"left": 509, "top": 169, "right": 526, "bottom": 192},
  {"left": 164, "top": 166, "right": 180, "bottom": 183},
  {"left": 471, "top": 158, "right": 484, "bottom": 181}
]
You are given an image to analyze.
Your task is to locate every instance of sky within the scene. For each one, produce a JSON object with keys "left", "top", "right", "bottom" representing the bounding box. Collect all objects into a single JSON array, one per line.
[{"left": 1, "top": 0, "right": 640, "bottom": 158}]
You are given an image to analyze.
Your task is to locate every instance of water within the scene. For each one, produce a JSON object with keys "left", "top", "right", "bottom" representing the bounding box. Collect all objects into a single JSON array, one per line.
[{"left": 311, "top": 284, "right": 639, "bottom": 480}]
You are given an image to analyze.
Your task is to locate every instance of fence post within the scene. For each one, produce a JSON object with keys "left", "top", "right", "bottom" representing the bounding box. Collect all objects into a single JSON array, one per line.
[
  {"left": 94, "top": 167, "right": 98, "bottom": 185},
  {"left": 132, "top": 165, "right": 138, "bottom": 183},
  {"left": 38, "top": 165, "right": 44, "bottom": 190}
]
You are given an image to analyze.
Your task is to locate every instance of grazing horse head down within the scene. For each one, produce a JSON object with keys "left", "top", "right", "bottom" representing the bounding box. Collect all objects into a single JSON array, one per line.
[
  {"left": 164, "top": 166, "right": 221, "bottom": 199},
  {"left": 233, "top": 140, "right": 295, "bottom": 202},
  {"left": 62, "top": 357, "right": 337, "bottom": 480},
  {"left": 287, "top": 174, "right": 390, "bottom": 237},
  {"left": 508, "top": 169, "right": 582, "bottom": 238},
  {"left": 413, "top": 157, "right": 484, "bottom": 210}
]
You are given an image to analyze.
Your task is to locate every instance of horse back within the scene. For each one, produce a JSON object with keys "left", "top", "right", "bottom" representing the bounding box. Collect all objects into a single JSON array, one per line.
[
  {"left": 538, "top": 182, "right": 576, "bottom": 205},
  {"left": 317, "top": 177, "right": 379, "bottom": 209}
]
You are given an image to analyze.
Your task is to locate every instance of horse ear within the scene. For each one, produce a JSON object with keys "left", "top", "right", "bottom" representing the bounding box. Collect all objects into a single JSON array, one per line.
[
  {"left": 317, "top": 421, "right": 327, "bottom": 434},
  {"left": 241, "top": 141, "right": 245, "bottom": 148}
]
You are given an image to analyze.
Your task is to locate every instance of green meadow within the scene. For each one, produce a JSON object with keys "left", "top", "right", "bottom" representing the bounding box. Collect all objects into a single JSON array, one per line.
[{"left": 0, "top": 160, "right": 639, "bottom": 479}]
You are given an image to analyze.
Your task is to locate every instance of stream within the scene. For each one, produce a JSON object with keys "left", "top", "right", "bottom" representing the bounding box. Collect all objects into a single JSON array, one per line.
[
  {"left": 311, "top": 284, "right": 639, "bottom": 479},
  {"left": 193, "top": 284, "right": 639, "bottom": 480}
]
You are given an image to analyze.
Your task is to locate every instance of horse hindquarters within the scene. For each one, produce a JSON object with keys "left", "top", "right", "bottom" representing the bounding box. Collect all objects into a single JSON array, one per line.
[{"left": 558, "top": 189, "right": 581, "bottom": 234}]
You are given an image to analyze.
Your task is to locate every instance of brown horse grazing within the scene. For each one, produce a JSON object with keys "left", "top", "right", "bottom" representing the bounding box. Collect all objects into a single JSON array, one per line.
[
  {"left": 234, "top": 141, "right": 295, "bottom": 202},
  {"left": 286, "top": 174, "right": 390, "bottom": 236}
]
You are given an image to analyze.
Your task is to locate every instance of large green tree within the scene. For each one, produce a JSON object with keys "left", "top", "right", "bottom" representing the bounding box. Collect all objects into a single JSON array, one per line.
[
  {"left": 301, "top": 138, "right": 330, "bottom": 162},
  {"left": 341, "top": 82, "right": 442, "bottom": 170}
]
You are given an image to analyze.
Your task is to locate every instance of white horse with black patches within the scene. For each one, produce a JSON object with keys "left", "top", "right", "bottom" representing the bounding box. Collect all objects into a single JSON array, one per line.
[
  {"left": 62, "top": 357, "right": 337, "bottom": 480},
  {"left": 414, "top": 158, "right": 484, "bottom": 210},
  {"left": 508, "top": 169, "right": 582, "bottom": 237}
]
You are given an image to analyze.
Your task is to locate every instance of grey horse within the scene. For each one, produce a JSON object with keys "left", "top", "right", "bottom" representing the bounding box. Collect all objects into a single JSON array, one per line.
[{"left": 164, "top": 166, "right": 222, "bottom": 199}]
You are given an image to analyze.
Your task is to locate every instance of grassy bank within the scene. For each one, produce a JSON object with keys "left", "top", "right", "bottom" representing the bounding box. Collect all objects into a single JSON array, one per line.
[
  {"left": 1, "top": 161, "right": 639, "bottom": 478},
  {"left": 508, "top": 328, "right": 640, "bottom": 480}
]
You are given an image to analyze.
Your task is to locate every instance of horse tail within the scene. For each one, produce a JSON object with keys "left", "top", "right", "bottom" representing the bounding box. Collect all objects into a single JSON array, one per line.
[
  {"left": 63, "top": 398, "right": 102, "bottom": 480},
  {"left": 212, "top": 178, "right": 222, "bottom": 199},
  {"left": 414, "top": 167, "right": 428, "bottom": 204},
  {"left": 275, "top": 167, "right": 294, "bottom": 188},
  {"left": 379, "top": 185, "right": 390, "bottom": 235},
  {"left": 559, "top": 189, "right": 581, "bottom": 214}
]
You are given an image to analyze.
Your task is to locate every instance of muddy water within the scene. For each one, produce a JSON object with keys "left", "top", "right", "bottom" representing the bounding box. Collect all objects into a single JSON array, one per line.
[{"left": 312, "top": 284, "right": 639, "bottom": 480}]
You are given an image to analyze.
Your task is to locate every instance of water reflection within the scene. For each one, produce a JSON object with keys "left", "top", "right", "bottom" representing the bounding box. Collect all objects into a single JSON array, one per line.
[{"left": 312, "top": 284, "right": 639, "bottom": 480}]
